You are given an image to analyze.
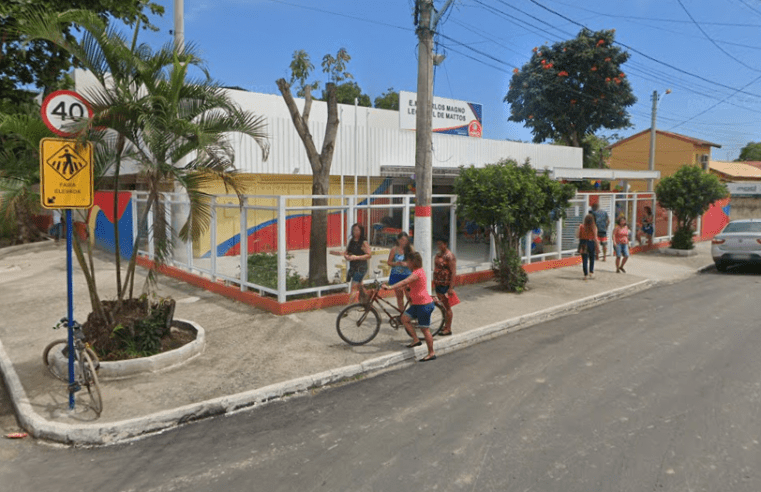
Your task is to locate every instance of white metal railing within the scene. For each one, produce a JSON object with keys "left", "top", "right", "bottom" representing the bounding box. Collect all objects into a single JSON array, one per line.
[{"left": 129, "top": 191, "right": 678, "bottom": 303}]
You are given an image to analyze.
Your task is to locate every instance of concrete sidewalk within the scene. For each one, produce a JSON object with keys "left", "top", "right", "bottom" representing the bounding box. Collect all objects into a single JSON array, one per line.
[{"left": 0, "top": 241, "right": 714, "bottom": 445}]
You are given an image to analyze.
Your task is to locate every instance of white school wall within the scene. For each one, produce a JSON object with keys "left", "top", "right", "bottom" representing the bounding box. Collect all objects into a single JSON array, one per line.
[{"left": 73, "top": 68, "right": 583, "bottom": 178}]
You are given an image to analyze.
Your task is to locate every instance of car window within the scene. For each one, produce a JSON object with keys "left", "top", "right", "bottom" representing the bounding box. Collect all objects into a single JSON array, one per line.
[{"left": 722, "top": 222, "right": 761, "bottom": 233}]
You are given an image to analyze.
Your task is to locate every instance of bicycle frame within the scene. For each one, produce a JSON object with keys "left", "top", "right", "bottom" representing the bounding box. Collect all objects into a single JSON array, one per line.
[{"left": 365, "top": 273, "right": 437, "bottom": 327}]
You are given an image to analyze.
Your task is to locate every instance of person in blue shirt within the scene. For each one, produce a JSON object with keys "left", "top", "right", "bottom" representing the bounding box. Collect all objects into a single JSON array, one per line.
[
  {"left": 591, "top": 202, "right": 609, "bottom": 261},
  {"left": 386, "top": 232, "right": 414, "bottom": 312}
]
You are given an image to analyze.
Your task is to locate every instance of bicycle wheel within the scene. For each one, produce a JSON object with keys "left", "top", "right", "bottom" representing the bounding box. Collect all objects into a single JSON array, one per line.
[
  {"left": 428, "top": 302, "right": 446, "bottom": 337},
  {"left": 336, "top": 303, "right": 381, "bottom": 346},
  {"left": 81, "top": 351, "right": 103, "bottom": 416},
  {"left": 42, "top": 339, "right": 68, "bottom": 381},
  {"left": 43, "top": 340, "right": 99, "bottom": 382}
]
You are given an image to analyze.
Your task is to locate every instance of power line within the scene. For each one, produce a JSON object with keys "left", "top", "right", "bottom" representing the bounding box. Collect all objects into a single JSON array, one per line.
[
  {"left": 542, "top": 0, "right": 761, "bottom": 27},
  {"left": 668, "top": 74, "right": 761, "bottom": 131},
  {"left": 525, "top": 0, "right": 761, "bottom": 101},
  {"left": 675, "top": 0, "right": 760, "bottom": 73}
]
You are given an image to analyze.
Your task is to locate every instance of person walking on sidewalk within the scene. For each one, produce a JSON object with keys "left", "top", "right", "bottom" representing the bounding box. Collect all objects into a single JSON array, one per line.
[
  {"left": 613, "top": 216, "right": 630, "bottom": 273},
  {"left": 386, "top": 232, "right": 414, "bottom": 312},
  {"left": 331, "top": 223, "right": 372, "bottom": 304},
  {"left": 577, "top": 214, "right": 600, "bottom": 280},
  {"left": 382, "top": 252, "right": 437, "bottom": 362},
  {"left": 591, "top": 202, "right": 609, "bottom": 262},
  {"left": 433, "top": 237, "right": 456, "bottom": 336}
]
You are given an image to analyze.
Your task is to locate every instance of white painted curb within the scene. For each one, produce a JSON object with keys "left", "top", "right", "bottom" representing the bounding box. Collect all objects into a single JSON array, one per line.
[
  {"left": 46, "top": 320, "right": 206, "bottom": 380},
  {"left": 0, "top": 279, "right": 655, "bottom": 446}
]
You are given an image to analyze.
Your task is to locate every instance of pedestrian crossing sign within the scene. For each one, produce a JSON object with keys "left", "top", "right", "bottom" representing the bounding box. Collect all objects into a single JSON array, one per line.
[{"left": 40, "top": 138, "right": 94, "bottom": 209}]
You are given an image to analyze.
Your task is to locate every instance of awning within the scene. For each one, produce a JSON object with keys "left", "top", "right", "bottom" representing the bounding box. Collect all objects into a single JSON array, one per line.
[
  {"left": 380, "top": 165, "right": 660, "bottom": 181},
  {"left": 549, "top": 167, "right": 660, "bottom": 181},
  {"left": 380, "top": 165, "right": 461, "bottom": 178}
]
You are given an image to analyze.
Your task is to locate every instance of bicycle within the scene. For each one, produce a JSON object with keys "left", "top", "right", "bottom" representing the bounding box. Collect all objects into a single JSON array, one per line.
[
  {"left": 336, "top": 271, "right": 446, "bottom": 346},
  {"left": 42, "top": 318, "right": 103, "bottom": 416}
]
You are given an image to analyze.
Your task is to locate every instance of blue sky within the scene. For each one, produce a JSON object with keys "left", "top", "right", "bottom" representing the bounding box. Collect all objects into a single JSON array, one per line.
[{"left": 126, "top": 0, "right": 761, "bottom": 160}]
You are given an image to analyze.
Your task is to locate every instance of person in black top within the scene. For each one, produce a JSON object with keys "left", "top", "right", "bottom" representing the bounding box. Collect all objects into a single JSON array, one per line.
[{"left": 331, "top": 223, "right": 372, "bottom": 303}]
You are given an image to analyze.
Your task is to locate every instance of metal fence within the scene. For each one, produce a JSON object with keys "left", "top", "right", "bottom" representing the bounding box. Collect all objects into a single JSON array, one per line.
[{"left": 131, "top": 191, "right": 682, "bottom": 303}]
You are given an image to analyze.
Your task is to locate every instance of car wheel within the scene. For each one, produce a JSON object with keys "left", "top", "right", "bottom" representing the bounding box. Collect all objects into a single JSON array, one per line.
[{"left": 715, "top": 261, "right": 728, "bottom": 272}]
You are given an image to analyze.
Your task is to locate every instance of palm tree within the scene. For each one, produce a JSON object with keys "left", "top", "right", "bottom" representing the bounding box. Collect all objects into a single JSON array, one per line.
[
  {"left": 0, "top": 102, "right": 50, "bottom": 245},
  {"left": 19, "top": 9, "right": 268, "bottom": 320}
]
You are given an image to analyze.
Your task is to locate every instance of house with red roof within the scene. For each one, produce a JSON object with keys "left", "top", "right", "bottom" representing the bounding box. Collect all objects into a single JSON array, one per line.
[{"left": 607, "top": 129, "right": 721, "bottom": 192}]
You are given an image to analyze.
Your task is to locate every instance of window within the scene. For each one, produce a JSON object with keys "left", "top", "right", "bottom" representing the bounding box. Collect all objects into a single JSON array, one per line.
[{"left": 722, "top": 222, "right": 761, "bottom": 233}]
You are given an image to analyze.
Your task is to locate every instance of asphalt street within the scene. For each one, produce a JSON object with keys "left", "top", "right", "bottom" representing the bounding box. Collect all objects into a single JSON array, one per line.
[{"left": 2, "top": 268, "right": 761, "bottom": 492}]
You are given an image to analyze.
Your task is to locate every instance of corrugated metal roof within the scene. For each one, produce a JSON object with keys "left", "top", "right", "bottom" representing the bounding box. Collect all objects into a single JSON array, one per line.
[
  {"left": 709, "top": 160, "right": 761, "bottom": 179},
  {"left": 73, "top": 69, "right": 583, "bottom": 177}
]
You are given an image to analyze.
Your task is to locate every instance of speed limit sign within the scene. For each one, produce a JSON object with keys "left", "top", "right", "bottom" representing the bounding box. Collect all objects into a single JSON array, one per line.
[{"left": 41, "top": 90, "right": 93, "bottom": 138}]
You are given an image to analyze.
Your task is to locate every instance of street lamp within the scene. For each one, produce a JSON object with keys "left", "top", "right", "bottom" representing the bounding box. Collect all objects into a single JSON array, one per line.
[{"left": 647, "top": 88, "right": 671, "bottom": 191}]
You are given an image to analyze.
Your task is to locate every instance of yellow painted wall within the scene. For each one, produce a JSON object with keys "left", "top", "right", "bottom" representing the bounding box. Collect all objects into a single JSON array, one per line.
[
  {"left": 608, "top": 133, "right": 713, "bottom": 191},
  {"left": 194, "top": 174, "right": 387, "bottom": 256}
]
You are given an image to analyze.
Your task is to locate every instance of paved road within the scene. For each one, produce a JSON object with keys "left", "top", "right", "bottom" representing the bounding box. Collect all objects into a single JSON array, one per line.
[{"left": 2, "top": 269, "right": 761, "bottom": 491}]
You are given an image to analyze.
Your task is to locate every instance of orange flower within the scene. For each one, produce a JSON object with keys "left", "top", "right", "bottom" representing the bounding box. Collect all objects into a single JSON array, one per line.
[
  {"left": 604, "top": 57, "right": 611, "bottom": 62},
  {"left": 557, "top": 71, "right": 569, "bottom": 77},
  {"left": 532, "top": 47, "right": 538, "bottom": 52},
  {"left": 513, "top": 68, "right": 519, "bottom": 74},
  {"left": 619, "top": 72, "right": 625, "bottom": 78},
  {"left": 597, "top": 39, "right": 605, "bottom": 46},
  {"left": 546, "top": 63, "right": 553, "bottom": 68},
  {"left": 591, "top": 66, "right": 597, "bottom": 71},
  {"left": 528, "top": 115, "right": 534, "bottom": 119},
  {"left": 541, "top": 59, "right": 546, "bottom": 64},
  {"left": 605, "top": 77, "right": 611, "bottom": 82},
  {"left": 570, "top": 100, "right": 577, "bottom": 105}
]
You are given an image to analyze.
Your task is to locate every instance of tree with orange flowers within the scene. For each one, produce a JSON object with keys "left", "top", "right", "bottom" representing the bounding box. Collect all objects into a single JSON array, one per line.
[{"left": 505, "top": 28, "right": 635, "bottom": 150}]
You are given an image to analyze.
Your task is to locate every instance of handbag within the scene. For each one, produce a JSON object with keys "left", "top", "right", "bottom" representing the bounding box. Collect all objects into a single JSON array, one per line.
[
  {"left": 447, "top": 290, "right": 461, "bottom": 307},
  {"left": 577, "top": 241, "right": 587, "bottom": 255}
]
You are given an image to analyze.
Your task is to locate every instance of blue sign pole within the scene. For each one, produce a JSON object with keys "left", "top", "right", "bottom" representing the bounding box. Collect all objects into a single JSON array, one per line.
[{"left": 66, "top": 209, "right": 75, "bottom": 410}]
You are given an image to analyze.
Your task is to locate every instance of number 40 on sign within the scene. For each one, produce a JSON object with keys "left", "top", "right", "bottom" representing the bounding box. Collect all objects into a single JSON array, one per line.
[{"left": 41, "top": 90, "right": 93, "bottom": 138}]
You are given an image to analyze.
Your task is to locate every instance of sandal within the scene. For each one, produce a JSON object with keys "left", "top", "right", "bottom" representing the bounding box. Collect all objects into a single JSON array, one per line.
[
  {"left": 420, "top": 355, "right": 437, "bottom": 362},
  {"left": 438, "top": 331, "right": 452, "bottom": 336},
  {"left": 406, "top": 341, "right": 422, "bottom": 348}
]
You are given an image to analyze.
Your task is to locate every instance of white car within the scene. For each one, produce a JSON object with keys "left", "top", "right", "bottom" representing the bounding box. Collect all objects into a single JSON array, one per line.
[{"left": 711, "top": 219, "right": 761, "bottom": 272}]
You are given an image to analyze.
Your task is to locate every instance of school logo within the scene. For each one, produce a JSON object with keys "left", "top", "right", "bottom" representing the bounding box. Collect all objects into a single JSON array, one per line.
[{"left": 468, "top": 120, "right": 482, "bottom": 138}]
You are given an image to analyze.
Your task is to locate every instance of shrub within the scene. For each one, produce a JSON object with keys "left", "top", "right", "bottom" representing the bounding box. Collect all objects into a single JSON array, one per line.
[
  {"left": 247, "top": 252, "right": 303, "bottom": 291},
  {"left": 656, "top": 165, "right": 728, "bottom": 250}
]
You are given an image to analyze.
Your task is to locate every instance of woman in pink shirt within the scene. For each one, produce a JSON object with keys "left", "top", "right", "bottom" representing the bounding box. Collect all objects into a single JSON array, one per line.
[
  {"left": 613, "top": 216, "right": 630, "bottom": 273},
  {"left": 382, "top": 252, "right": 437, "bottom": 362}
]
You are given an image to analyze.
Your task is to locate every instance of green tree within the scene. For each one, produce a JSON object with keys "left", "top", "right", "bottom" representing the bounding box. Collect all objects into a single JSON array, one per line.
[
  {"left": 737, "top": 142, "right": 761, "bottom": 161},
  {"left": 0, "top": 101, "right": 53, "bottom": 244},
  {"left": 321, "top": 81, "right": 370, "bottom": 107},
  {"left": 1, "top": 0, "right": 163, "bottom": 104},
  {"left": 454, "top": 160, "right": 576, "bottom": 292},
  {"left": 22, "top": 9, "right": 268, "bottom": 320},
  {"left": 374, "top": 87, "right": 399, "bottom": 110},
  {"left": 276, "top": 48, "right": 353, "bottom": 286},
  {"left": 505, "top": 28, "right": 636, "bottom": 148},
  {"left": 656, "top": 165, "right": 728, "bottom": 250}
]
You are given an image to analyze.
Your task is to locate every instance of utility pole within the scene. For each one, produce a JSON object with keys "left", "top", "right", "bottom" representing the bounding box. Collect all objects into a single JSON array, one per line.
[
  {"left": 647, "top": 90, "right": 657, "bottom": 192},
  {"left": 414, "top": 0, "right": 454, "bottom": 287},
  {"left": 174, "top": 0, "right": 184, "bottom": 52}
]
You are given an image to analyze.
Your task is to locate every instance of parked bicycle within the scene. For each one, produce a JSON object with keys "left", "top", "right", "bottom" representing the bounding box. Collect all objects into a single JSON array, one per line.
[
  {"left": 42, "top": 318, "right": 103, "bottom": 416},
  {"left": 336, "top": 271, "right": 445, "bottom": 346}
]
